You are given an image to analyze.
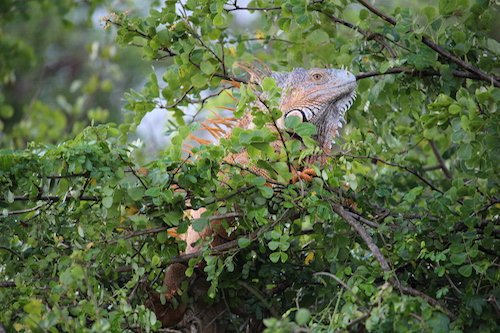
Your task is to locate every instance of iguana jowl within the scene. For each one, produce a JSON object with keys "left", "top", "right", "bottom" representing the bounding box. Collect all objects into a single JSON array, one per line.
[{"left": 148, "top": 66, "right": 357, "bottom": 330}]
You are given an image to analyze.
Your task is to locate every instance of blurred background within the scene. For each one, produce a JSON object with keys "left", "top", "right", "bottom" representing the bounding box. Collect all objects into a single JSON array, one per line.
[{"left": 0, "top": 0, "right": 156, "bottom": 150}]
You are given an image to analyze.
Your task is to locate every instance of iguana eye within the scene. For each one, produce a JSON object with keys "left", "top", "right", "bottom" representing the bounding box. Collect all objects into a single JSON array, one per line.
[{"left": 312, "top": 73, "right": 323, "bottom": 80}]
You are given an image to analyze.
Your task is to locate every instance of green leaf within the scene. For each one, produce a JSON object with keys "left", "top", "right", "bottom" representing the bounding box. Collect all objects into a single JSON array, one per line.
[
  {"left": 277, "top": 17, "right": 291, "bottom": 32},
  {"left": 250, "top": 141, "right": 271, "bottom": 151},
  {"left": 295, "top": 308, "right": 311, "bottom": 325},
  {"left": 296, "top": 14, "right": 311, "bottom": 27},
  {"left": 145, "top": 187, "right": 160, "bottom": 197},
  {"left": 151, "top": 255, "right": 161, "bottom": 267},
  {"left": 200, "top": 61, "right": 215, "bottom": 75},
  {"left": 261, "top": 77, "right": 277, "bottom": 91},
  {"left": 461, "top": 115, "right": 469, "bottom": 130},
  {"left": 395, "top": 20, "right": 412, "bottom": 34},
  {"left": 157, "top": 231, "right": 168, "bottom": 244},
  {"left": 450, "top": 252, "right": 467, "bottom": 265},
  {"left": 128, "top": 187, "right": 144, "bottom": 201},
  {"left": 284, "top": 115, "right": 302, "bottom": 129},
  {"left": 23, "top": 299, "right": 42, "bottom": 315},
  {"left": 163, "top": 211, "right": 184, "bottom": 226},
  {"left": 259, "top": 186, "right": 274, "bottom": 198},
  {"left": 0, "top": 105, "right": 14, "bottom": 118},
  {"left": 457, "top": 143, "right": 472, "bottom": 160},
  {"left": 238, "top": 237, "right": 250, "bottom": 248},
  {"left": 451, "top": 129, "right": 466, "bottom": 143},
  {"left": 269, "top": 252, "right": 281, "bottom": 263},
  {"left": 192, "top": 217, "right": 209, "bottom": 232},
  {"left": 295, "top": 122, "right": 317, "bottom": 137},
  {"left": 448, "top": 104, "right": 461, "bottom": 114},
  {"left": 429, "top": 94, "right": 454, "bottom": 110},
  {"left": 359, "top": 9, "right": 370, "bottom": 20},
  {"left": 191, "top": 74, "right": 207, "bottom": 88},
  {"left": 458, "top": 264, "right": 473, "bottom": 277},
  {"left": 439, "top": 0, "right": 457, "bottom": 15},
  {"left": 476, "top": 90, "right": 491, "bottom": 103},
  {"left": 423, "top": 127, "right": 437, "bottom": 139},
  {"left": 0, "top": 153, "right": 13, "bottom": 171},
  {"left": 336, "top": 53, "right": 351, "bottom": 67},
  {"left": 268, "top": 241, "right": 280, "bottom": 251},
  {"left": 213, "top": 13, "right": 224, "bottom": 26},
  {"left": 305, "top": 29, "right": 329, "bottom": 48},
  {"left": 71, "top": 264, "right": 85, "bottom": 280},
  {"left": 422, "top": 6, "right": 436, "bottom": 22},
  {"left": 452, "top": 31, "right": 466, "bottom": 44},
  {"left": 251, "top": 177, "right": 267, "bottom": 186},
  {"left": 102, "top": 196, "right": 113, "bottom": 208}
]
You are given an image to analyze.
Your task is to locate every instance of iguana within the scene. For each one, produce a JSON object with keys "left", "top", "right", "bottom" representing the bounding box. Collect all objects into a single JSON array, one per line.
[
  {"left": 226, "top": 66, "right": 357, "bottom": 171},
  {"left": 146, "top": 65, "right": 357, "bottom": 331}
]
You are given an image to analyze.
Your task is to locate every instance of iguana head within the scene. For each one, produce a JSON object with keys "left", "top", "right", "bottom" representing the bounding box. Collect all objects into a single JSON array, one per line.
[{"left": 272, "top": 67, "right": 357, "bottom": 152}]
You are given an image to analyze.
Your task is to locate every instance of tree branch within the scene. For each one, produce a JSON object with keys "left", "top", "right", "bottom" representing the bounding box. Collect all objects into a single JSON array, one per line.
[{"left": 331, "top": 202, "right": 457, "bottom": 320}]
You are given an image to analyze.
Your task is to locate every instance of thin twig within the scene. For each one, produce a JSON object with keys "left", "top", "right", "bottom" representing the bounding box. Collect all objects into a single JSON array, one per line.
[
  {"left": 345, "top": 211, "right": 380, "bottom": 228},
  {"left": 428, "top": 140, "right": 452, "bottom": 179},
  {"left": 314, "top": 272, "right": 368, "bottom": 310},
  {"left": 7, "top": 203, "right": 47, "bottom": 215},
  {"left": 160, "top": 86, "right": 194, "bottom": 109},
  {"left": 346, "top": 313, "right": 371, "bottom": 327},
  {"left": 0, "top": 246, "right": 22, "bottom": 259},
  {"left": 337, "top": 153, "right": 445, "bottom": 195},
  {"left": 11, "top": 195, "right": 100, "bottom": 202}
]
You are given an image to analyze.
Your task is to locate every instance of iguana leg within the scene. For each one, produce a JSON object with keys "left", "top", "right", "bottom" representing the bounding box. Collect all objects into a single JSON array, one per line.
[{"left": 292, "top": 168, "right": 317, "bottom": 183}]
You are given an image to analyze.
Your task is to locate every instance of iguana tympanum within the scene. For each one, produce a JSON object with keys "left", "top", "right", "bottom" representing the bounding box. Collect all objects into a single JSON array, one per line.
[{"left": 146, "top": 65, "right": 357, "bottom": 331}]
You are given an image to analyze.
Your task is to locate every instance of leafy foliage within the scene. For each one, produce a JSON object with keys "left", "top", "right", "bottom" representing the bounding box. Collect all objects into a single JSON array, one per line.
[{"left": 1, "top": 0, "right": 500, "bottom": 332}]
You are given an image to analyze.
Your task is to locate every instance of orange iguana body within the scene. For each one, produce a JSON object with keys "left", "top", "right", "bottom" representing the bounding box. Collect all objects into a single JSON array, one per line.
[{"left": 146, "top": 65, "right": 357, "bottom": 331}]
